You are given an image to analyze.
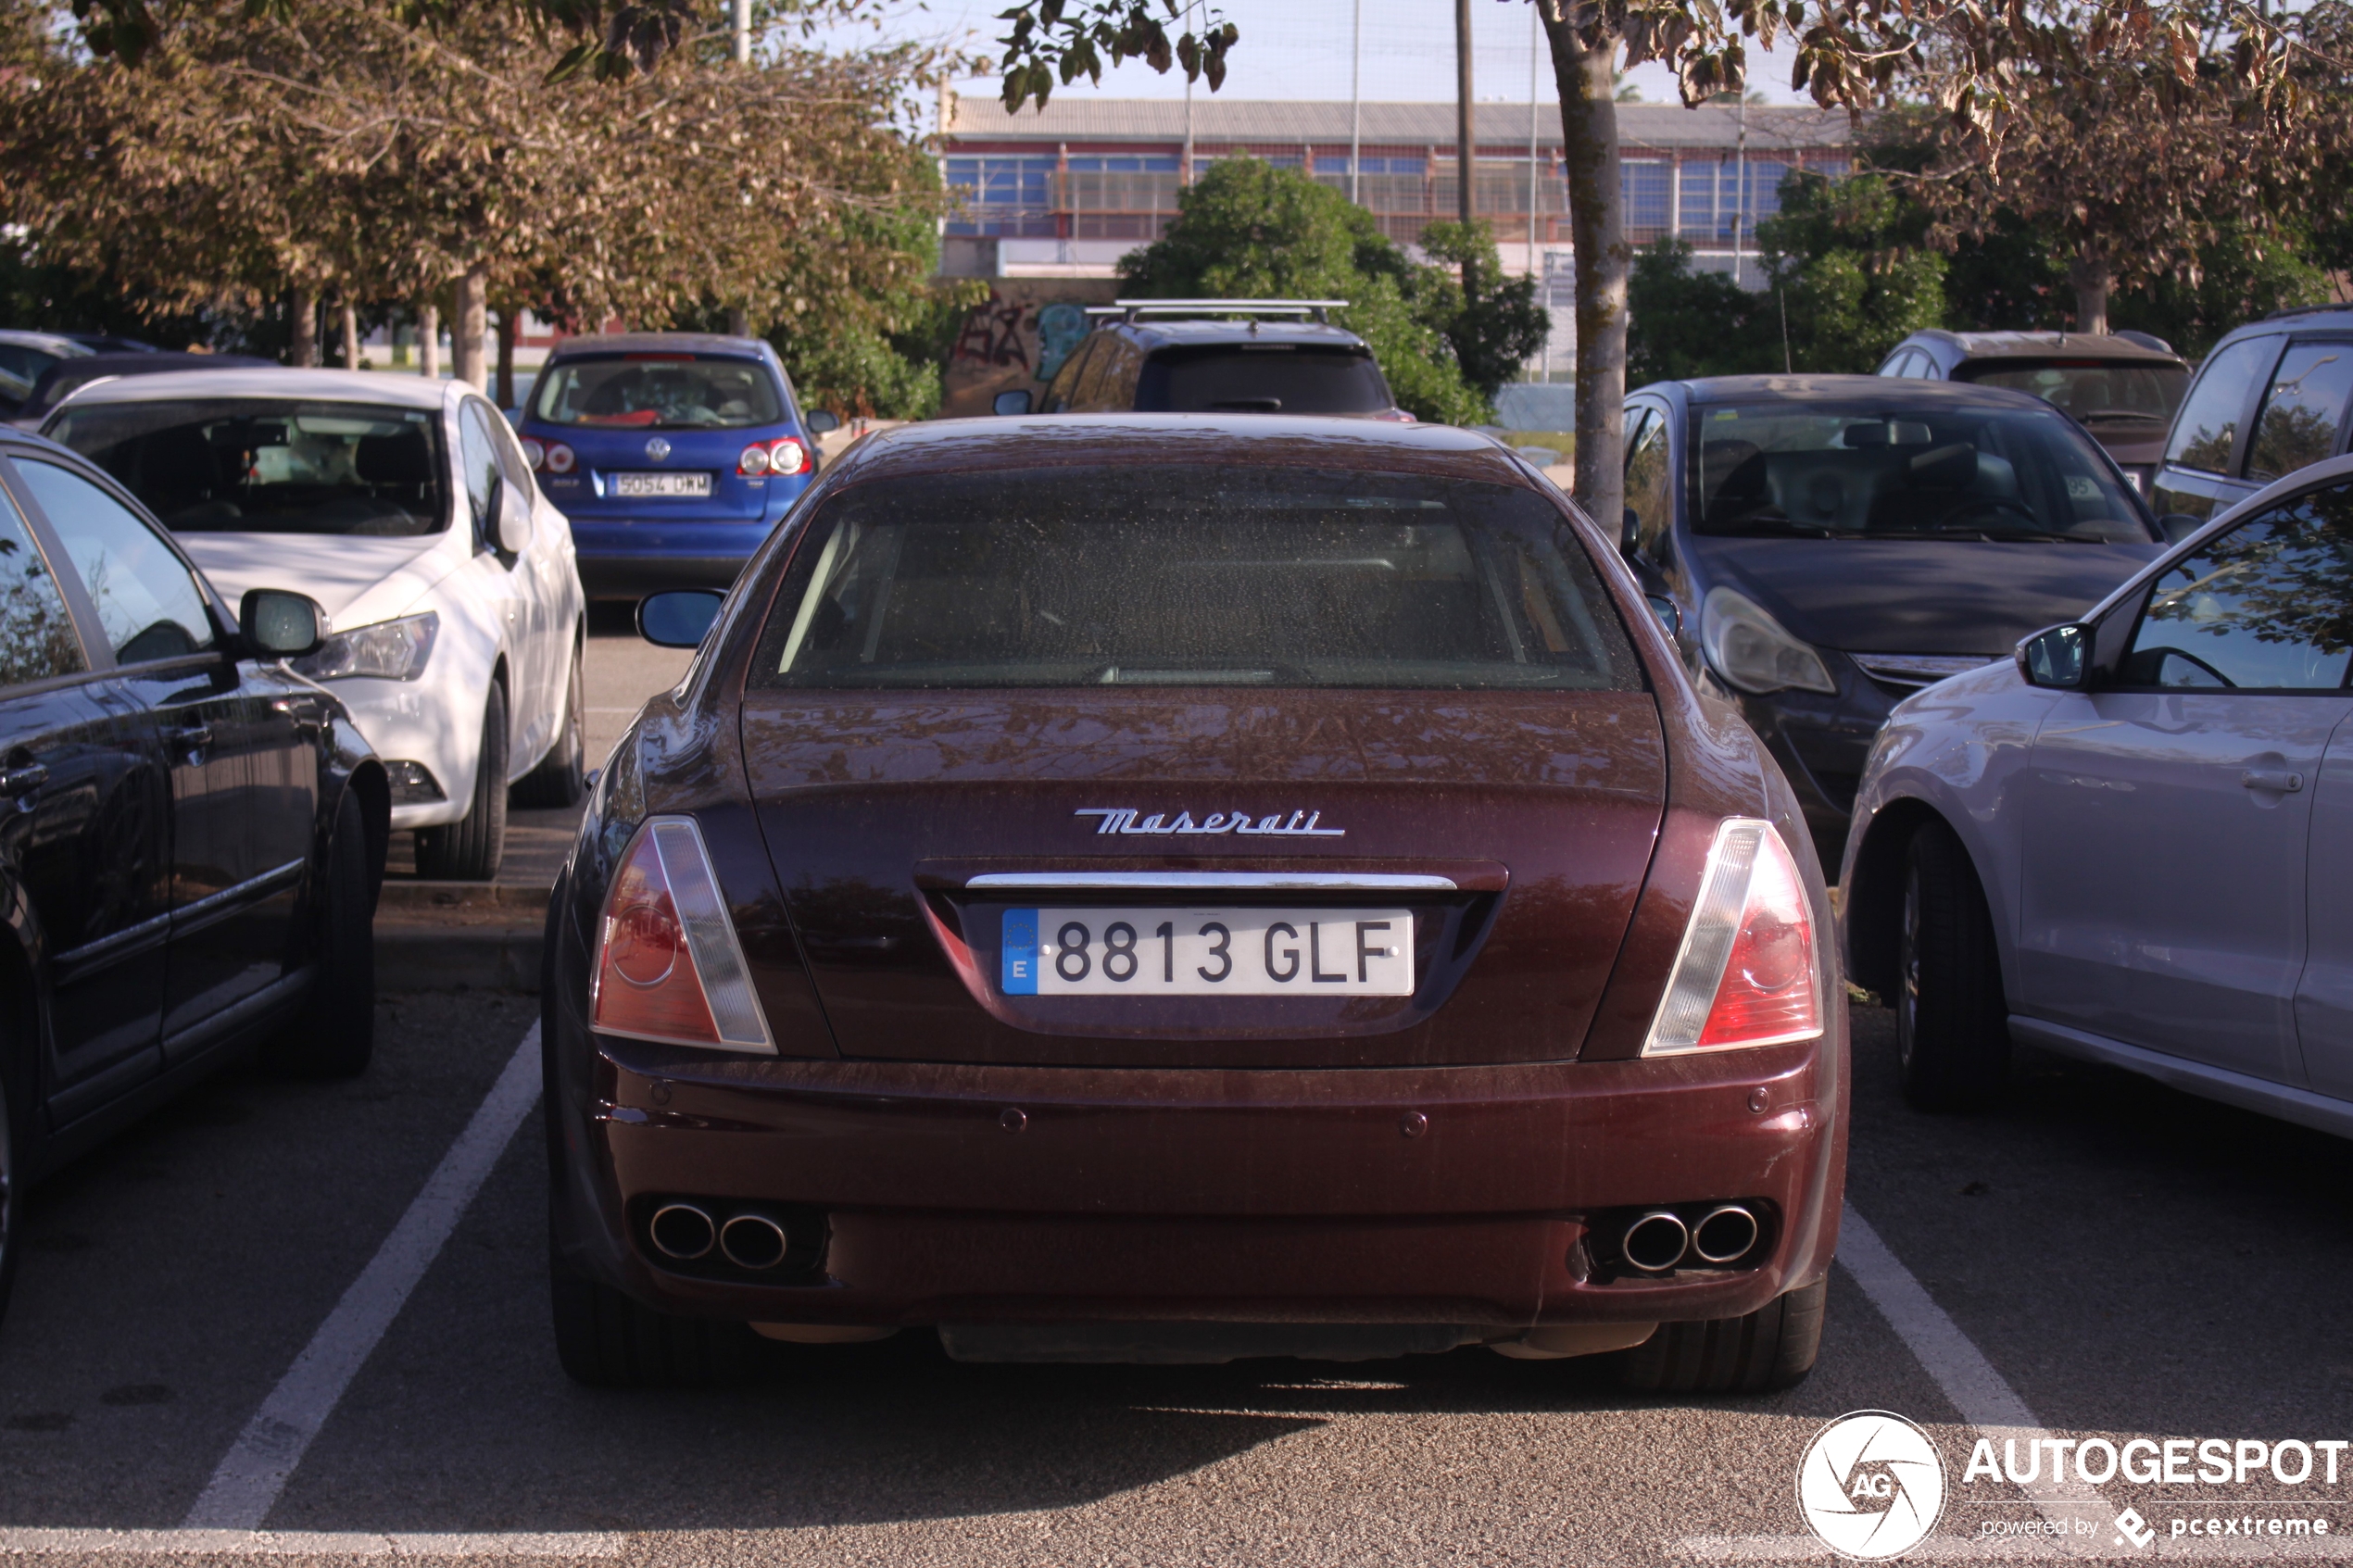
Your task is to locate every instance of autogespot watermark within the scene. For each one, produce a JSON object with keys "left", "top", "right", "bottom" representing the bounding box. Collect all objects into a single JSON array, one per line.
[{"left": 1794, "top": 1415, "right": 2344, "bottom": 1559}]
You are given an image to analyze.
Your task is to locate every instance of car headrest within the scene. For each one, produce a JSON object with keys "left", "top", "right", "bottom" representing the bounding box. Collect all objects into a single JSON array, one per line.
[{"left": 356, "top": 428, "right": 432, "bottom": 485}]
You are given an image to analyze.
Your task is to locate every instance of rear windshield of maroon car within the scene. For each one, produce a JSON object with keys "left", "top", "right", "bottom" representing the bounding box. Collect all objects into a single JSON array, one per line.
[
  {"left": 1134, "top": 347, "right": 1393, "bottom": 414},
  {"left": 749, "top": 465, "right": 1642, "bottom": 691}
]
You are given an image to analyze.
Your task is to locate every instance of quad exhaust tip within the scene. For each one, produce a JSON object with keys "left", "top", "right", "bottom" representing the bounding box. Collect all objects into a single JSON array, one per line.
[
  {"left": 648, "top": 1202, "right": 715, "bottom": 1261},
  {"left": 1621, "top": 1210, "right": 1691, "bottom": 1273},
  {"left": 1620, "top": 1203, "right": 1760, "bottom": 1273},
  {"left": 1692, "top": 1204, "right": 1760, "bottom": 1264},
  {"left": 720, "top": 1212, "right": 791, "bottom": 1272}
]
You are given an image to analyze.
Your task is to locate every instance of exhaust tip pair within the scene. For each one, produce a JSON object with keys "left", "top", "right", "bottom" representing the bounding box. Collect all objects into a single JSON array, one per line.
[
  {"left": 1621, "top": 1204, "right": 1760, "bottom": 1273},
  {"left": 649, "top": 1202, "right": 792, "bottom": 1272}
]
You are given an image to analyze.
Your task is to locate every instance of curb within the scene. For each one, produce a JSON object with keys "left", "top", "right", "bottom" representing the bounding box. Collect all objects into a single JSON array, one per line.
[{"left": 377, "top": 921, "right": 545, "bottom": 994}]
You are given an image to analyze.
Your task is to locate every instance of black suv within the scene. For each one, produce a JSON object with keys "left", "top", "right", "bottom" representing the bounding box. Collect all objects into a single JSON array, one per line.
[
  {"left": 993, "top": 302, "right": 1408, "bottom": 420},
  {"left": 2150, "top": 305, "right": 2353, "bottom": 524}
]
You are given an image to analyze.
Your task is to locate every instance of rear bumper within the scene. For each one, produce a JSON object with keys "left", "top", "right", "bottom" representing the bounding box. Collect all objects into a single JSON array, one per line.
[
  {"left": 562, "top": 517, "right": 782, "bottom": 598},
  {"left": 550, "top": 1001, "right": 1845, "bottom": 1330}
]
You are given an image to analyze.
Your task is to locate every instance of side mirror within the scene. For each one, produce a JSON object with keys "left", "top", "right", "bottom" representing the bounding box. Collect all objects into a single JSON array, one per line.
[
  {"left": 2158, "top": 512, "right": 2207, "bottom": 546},
  {"left": 496, "top": 484, "right": 533, "bottom": 555},
  {"left": 638, "top": 589, "right": 724, "bottom": 649},
  {"left": 240, "top": 588, "right": 324, "bottom": 659},
  {"left": 992, "top": 389, "right": 1034, "bottom": 417},
  {"left": 804, "top": 409, "right": 841, "bottom": 435},
  {"left": 1620, "top": 507, "right": 1642, "bottom": 556},
  {"left": 1645, "top": 596, "right": 1682, "bottom": 640},
  {"left": 2016, "top": 622, "right": 2091, "bottom": 690}
]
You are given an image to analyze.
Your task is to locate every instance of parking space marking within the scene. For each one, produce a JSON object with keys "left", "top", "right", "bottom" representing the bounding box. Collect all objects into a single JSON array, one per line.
[
  {"left": 1676, "top": 1201, "right": 2114, "bottom": 1563},
  {"left": 0, "top": 1529, "right": 622, "bottom": 1559},
  {"left": 182, "top": 1025, "right": 546, "bottom": 1533}
]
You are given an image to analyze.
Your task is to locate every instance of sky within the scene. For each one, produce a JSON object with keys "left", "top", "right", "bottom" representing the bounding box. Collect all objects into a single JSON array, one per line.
[{"left": 815, "top": 0, "right": 1817, "bottom": 119}]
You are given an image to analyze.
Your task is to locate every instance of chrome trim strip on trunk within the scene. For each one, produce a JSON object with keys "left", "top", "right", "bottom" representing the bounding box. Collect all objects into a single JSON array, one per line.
[{"left": 963, "top": 871, "right": 1459, "bottom": 892}]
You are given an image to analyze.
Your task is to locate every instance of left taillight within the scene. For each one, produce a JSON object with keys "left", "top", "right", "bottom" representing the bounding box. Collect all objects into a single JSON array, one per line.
[
  {"left": 1641, "top": 818, "right": 1822, "bottom": 1056},
  {"left": 591, "top": 817, "right": 774, "bottom": 1053}
]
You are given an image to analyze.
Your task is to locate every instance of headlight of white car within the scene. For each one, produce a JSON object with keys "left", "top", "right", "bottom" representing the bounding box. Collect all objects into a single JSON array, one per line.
[
  {"left": 1700, "top": 588, "right": 1836, "bottom": 696},
  {"left": 291, "top": 610, "right": 440, "bottom": 682}
]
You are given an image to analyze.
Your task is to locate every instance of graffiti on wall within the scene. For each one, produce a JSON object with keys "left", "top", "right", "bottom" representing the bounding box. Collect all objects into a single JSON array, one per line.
[{"left": 939, "top": 281, "right": 1122, "bottom": 419}]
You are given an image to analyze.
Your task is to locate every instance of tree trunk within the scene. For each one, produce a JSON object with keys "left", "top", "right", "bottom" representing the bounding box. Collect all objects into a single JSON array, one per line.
[
  {"left": 419, "top": 301, "right": 441, "bottom": 379},
  {"left": 727, "top": 305, "right": 750, "bottom": 337},
  {"left": 289, "top": 286, "right": 318, "bottom": 368},
  {"left": 2070, "top": 252, "right": 2111, "bottom": 336},
  {"left": 339, "top": 301, "right": 359, "bottom": 370},
  {"left": 1455, "top": 0, "right": 1476, "bottom": 299},
  {"left": 496, "top": 307, "right": 517, "bottom": 408},
  {"left": 453, "top": 269, "right": 488, "bottom": 391},
  {"left": 1540, "top": 10, "right": 1627, "bottom": 528}
]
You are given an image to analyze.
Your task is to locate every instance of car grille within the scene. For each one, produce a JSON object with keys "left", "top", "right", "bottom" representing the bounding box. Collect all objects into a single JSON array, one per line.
[{"left": 1851, "top": 653, "right": 2002, "bottom": 696}]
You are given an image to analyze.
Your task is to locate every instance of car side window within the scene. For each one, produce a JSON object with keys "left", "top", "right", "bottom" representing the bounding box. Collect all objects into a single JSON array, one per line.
[
  {"left": 2246, "top": 341, "right": 2353, "bottom": 484},
  {"left": 458, "top": 401, "right": 504, "bottom": 552},
  {"left": 2165, "top": 336, "right": 2279, "bottom": 475},
  {"left": 14, "top": 458, "right": 213, "bottom": 665},
  {"left": 1070, "top": 334, "right": 1136, "bottom": 410},
  {"left": 2120, "top": 482, "right": 2353, "bottom": 691},
  {"left": 1623, "top": 408, "right": 1673, "bottom": 559},
  {"left": 1042, "top": 337, "right": 1098, "bottom": 413},
  {"left": 0, "top": 471, "right": 86, "bottom": 684}
]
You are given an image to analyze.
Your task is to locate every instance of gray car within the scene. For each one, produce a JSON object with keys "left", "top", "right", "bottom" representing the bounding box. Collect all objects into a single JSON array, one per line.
[{"left": 1841, "top": 449, "right": 2353, "bottom": 1133}]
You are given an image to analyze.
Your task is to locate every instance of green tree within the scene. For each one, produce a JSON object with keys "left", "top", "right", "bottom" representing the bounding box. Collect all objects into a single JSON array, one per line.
[
  {"left": 1416, "top": 221, "right": 1552, "bottom": 404},
  {"left": 1627, "top": 240, "right": 1764, "bottom": 383},
  {"left": 1754, "top": 173, "right": 1946, "bottom": 373},
  {"left": 1115, "top": 157, "right": 1488, "bottom": 425}
]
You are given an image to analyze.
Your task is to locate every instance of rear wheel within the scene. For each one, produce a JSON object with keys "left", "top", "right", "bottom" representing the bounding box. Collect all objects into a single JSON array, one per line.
[
  {"left": 263, "top": 789, "right": 374, "bottom": 1080},
  {"left": 548, "top": 1240, "right": 761, "bottom": 1389},
  {"left": 511, "top": 637, "right": 585, "bottom": 809},
  {"left": 1897, "top": 820, "right": 2010, "bottom": 1111},
  {"left": 415, "top": 681, "right": 508, "bottom": 882},
  {"left": 1615, "top": 1276, "right": 1826, "bottom": 1394}
]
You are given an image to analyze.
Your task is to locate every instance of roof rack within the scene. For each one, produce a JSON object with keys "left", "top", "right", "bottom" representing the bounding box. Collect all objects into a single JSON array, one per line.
[{"left": 1087, "top": 298, "right": 1351, "bottom": 324}]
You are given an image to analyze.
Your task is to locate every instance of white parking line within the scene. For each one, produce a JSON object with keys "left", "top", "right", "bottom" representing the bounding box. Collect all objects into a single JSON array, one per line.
[
  {"left": 1676, "top": 1201, "right": 2115, "bottom": 1562},
  {"left": 0, "top": 1529, "right": 622, "bottom": 1559},
  {"left": 182, "top": 1026, "right": 545, "bottom": 1532}
]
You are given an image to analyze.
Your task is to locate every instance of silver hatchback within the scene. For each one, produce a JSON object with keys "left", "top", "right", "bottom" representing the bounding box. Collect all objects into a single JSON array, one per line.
[{"left": 1840, "top": 450, "right": 2353, "bottom": 1134}]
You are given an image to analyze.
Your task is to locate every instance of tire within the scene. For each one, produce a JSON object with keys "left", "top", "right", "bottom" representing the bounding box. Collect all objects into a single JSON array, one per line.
[
  {"left": 263, "top": 789, "right": 375, "bottom": 1080},
  {"left": 1615, "top": 1276, "right": 1827, "bottom": 1395},
  {"left": 1897, "top": 819, "right": 2011, "bottom": 1112},
  {"left": 0, "top": 1035, "right": 21, "bottom": 1331},
  {"left": 510, "top": 636, "right": 586, "bottom": 809},
  {"left": 415, "top": 681, "right": 508, "bottom": 882},
  {"left": 548, "top": 1239, "right": 761, "bottom": 1388}
]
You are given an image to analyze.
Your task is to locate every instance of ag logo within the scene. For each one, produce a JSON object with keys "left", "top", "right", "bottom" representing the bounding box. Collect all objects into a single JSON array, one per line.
[{"left": 1796, "top": 1410, "right": 1946, "bottom": 1561}]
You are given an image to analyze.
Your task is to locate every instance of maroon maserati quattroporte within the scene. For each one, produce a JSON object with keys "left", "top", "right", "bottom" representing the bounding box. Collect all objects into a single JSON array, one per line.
[{"left": 543, "top": 415, "right": 1847, "bottom": 1391}]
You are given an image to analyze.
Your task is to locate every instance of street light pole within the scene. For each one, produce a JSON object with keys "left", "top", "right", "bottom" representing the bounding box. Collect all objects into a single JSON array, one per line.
[
  {"left": 1455, "top": 0, "right": 1474, "bottom": 297},
  {"left": 730, "top": 0, "right": 749, "bottom": 65},
  {"left": 1349, "top": 0, "right": 1362, "bottom": 206}
]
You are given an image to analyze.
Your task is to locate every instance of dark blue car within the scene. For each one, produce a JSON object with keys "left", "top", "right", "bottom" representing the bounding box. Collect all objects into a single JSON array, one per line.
[{"left": 518, "top": 333, "right": 836, "bottom": 599}]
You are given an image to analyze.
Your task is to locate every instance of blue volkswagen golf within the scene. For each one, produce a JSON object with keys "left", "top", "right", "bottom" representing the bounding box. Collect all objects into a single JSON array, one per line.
[{"left": 518, "top": 332, "right": 835, "bottom": 599}]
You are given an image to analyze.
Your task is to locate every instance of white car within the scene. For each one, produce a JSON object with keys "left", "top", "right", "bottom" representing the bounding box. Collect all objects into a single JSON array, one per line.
[
  {"left": 1840, "top": 450, "right": 2353, "bottom": 1137},
  {"left": 44, "top": 368, "right": 586, "bottom": 878}
]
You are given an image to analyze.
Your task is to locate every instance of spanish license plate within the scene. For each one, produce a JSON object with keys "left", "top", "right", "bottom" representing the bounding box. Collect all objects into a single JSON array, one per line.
[
  {"left": 1000, "top": 907, "right": 1415, "bottom": 997},
  {"left": 611, "top": 470, "right": 711, "bottom": 498}
]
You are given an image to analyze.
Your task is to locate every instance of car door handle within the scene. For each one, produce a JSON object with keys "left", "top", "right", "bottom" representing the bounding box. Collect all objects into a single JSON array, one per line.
[
  {"left": 0, "top": 763, "right": 48, "bottom": 797},
  {"left": 2242, "top": 768, "right": 2305, "bottom": 793},
  {"left": 168, "top": 723, "right": 213, "bottom": 755}
]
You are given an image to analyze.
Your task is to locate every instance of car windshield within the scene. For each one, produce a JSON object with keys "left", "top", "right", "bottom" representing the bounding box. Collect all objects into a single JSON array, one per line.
[
  {"left": 1957, "top": 360, "right": 2188, "bottom": 426},
  {"left": 751, "top": 465, "right": 1641, "bottom": 691},
  {"left": 531, "top": 355, "right": 783, "bottom": 430},
  {"left": 47, "top": 398, "right": 448, "bottom": 537},
  {"left": 1135, "top": 347, "right": 1392, "bottom": 414},
  {"left": 1690, "top": 402, "right": 2154, "bottom": 544}
]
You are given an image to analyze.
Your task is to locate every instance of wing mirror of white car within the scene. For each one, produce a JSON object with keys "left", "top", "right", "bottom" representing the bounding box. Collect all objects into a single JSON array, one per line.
[
  {"left": 992, "top": 389, "right": 1033, "bottom": 417},
  {"left": 239, "top": 588, "right": 325, "bottom": 659},
  {"left": 804, "top": 409, "right": 841, "bottom": 434},
  {"left": 496, "top": 485, "right": 533, "bottom": 554},
  {"left": 639, "top": 589, "right": 724, "bottom": 649},
  {"left": 2016, "top": 622, "right": 2091, "bottom": 690}
]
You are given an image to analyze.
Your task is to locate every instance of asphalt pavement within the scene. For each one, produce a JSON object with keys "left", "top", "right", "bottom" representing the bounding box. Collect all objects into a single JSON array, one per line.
[{"left": 2, "top": 978, "right": 2347, "bottom": 1565}]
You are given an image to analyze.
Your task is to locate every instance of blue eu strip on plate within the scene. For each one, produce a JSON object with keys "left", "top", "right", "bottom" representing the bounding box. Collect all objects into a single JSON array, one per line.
[{"left": 1001, "top": 908, "right": 1039, "bottom": 995}]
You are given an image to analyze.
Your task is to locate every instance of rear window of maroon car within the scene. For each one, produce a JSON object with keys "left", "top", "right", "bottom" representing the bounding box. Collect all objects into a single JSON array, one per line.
[{"left": 749, "top": 466, "right": 1642, "bottom": 691}]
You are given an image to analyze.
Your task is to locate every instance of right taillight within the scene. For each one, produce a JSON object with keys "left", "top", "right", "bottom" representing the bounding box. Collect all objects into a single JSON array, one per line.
[
  {"left": 591, "top": 817, "right": 774, "bottom": 1053},
  {"left": 544, "top": 443, "right": 576, "bottom": 475},
  {"left": 737, "top": 443, "right": 773, "bottom": 476},
  {"left": 1641, "top": 818, "right": 1822, "bottom": 1055}
]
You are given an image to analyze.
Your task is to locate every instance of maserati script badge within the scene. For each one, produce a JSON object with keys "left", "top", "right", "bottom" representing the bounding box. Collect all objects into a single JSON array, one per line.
[
  {"left": 1076, "top": 808, "right": 1344, "bottom": 838},
  {"left": 645, "top": 436, "right": 672, "bottom": 462}
]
